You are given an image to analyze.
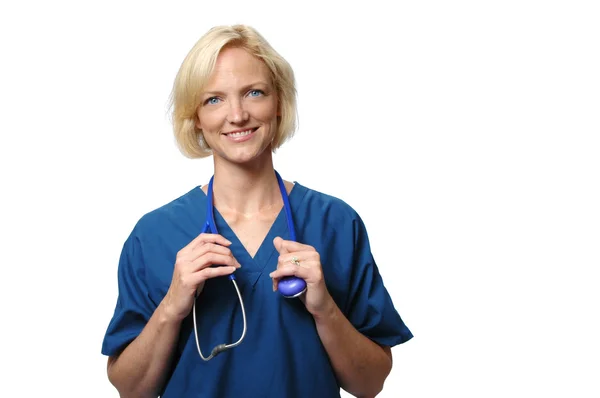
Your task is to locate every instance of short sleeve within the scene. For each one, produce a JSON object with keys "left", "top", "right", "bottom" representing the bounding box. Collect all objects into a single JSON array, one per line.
[
  {"left": 342, "top": 216, "right": 413, "bottom": 347},
  {"left": 101, "top": 230, "right": 156, "bottom": 356}
]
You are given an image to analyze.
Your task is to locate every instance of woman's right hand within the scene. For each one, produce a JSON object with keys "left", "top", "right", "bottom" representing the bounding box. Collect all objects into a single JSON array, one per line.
[{"left": 162, "top": 233, "right": 241, "bottom": 322}]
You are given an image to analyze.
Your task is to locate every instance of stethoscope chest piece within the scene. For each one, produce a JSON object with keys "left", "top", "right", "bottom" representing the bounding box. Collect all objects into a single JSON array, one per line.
[{"left": 278, "top": 277, "right": 307, "bottom": 298}]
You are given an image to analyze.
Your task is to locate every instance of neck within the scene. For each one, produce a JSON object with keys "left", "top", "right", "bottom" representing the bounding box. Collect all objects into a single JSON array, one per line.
[{"left": 210, "top": 153, "right": 281, "bottom": 215}]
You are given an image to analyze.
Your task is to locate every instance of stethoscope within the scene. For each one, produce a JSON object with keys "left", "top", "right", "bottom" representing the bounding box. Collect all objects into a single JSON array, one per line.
[{"left": 193, "top": 171, "right": 307, "bottom": 361}]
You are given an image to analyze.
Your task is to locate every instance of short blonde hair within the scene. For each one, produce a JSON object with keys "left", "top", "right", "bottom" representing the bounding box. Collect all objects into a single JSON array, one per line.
[{"left": 169, "top": 25, "right": 298, "bottom": 158}]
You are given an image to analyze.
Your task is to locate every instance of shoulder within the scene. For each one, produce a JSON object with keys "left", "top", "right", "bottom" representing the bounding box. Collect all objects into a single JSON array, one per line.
[
  {"left": 295, "top": 182, "right": 362, "bottom": 222},
  {"left": 130, "top": 186, "right": 205, "bottom": 240},
  {"left": 293, "top": 182, "right": 368, "bottom": 239}
]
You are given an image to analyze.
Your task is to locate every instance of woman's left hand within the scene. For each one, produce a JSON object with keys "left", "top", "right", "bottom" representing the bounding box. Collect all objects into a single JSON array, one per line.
[{"left": 270, "top": 237, "right": 335, "bottom": 318}]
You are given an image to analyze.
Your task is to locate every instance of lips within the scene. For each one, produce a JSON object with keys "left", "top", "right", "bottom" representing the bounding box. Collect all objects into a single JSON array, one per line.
[{"left": 224, "top": 128, "right": 258, "bottom": 137}]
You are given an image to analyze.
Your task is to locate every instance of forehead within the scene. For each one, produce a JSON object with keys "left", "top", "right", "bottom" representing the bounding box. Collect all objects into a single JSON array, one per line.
[{"left": 204, "top": 46, "right": 272, "bottom": 89}]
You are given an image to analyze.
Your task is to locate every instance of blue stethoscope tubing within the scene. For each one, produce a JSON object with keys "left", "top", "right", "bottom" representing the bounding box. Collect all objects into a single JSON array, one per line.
[{"left": 193, "top": 171, "right": 307, "bottom": 361}]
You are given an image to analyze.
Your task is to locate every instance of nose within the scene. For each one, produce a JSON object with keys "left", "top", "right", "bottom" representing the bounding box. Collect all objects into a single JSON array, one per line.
[{"left": 227, "top": 99, "right": 249, "bottom": 125}]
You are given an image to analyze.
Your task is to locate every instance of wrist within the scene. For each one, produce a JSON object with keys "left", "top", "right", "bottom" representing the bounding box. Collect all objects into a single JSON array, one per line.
[
  {"left": 312, "top": 294, "right": 338, "bottom": 324},
  {"left": 158, "top": 298, "right": 185, "bottom": 325}
]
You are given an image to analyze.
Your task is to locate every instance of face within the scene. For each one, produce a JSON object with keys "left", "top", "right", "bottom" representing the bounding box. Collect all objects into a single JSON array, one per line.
[{"left": 196, "top": 46, "right": 279, "bottom": 165}]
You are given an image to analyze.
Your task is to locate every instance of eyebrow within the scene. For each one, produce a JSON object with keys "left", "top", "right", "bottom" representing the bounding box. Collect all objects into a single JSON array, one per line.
[{"left": 202, "top": 81, "right": 271, "bottom": 98}]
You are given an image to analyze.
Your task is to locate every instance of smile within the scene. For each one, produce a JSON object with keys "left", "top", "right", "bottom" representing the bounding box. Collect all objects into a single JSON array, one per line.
[{"left": 224, "top": 128, "right": 258, "bottom": 137}]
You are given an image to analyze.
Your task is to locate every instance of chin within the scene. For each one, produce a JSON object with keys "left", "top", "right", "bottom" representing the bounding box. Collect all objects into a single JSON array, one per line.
[
  {"left": 214, "top": 140, "right": 273, "bottom": 165},
  {"left": 221, "top": 150, "right": 264, "bottom": 165}
]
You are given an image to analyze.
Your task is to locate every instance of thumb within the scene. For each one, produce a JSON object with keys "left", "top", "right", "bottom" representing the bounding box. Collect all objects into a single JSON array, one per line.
[{"left": 273, "top": 237, "right": 289, "bottom": 254}]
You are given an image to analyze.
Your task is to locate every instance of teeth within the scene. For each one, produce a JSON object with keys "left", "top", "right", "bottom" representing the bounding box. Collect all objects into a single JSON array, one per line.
[{"left": 228, "top": 129, "right": 253, "bottom": 137}]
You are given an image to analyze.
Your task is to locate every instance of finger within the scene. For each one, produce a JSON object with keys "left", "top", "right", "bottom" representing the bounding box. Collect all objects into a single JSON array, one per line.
[
  {"left": 182, "top": 233, "right": 232, "bottom": 255},
  {"left": 190, "top": 266, "right": 237, "bottom": 285},
  {"left": 177, "top": 243, "right": 240, "bottom": 269},
  {"left": 190, "top": 252, "right": 241, "bottom": 272},
  {"left": 190, "top": 233, "right": 233, "bottom": 252},
  {"left": 269, "top": 262, "right": 313, "bottom": 281},
  {"left": 189, "top": 242, "right": 237, "bottom": 263},
  {"left": 277, "top": 251, "right": 319, "bottom": 269},
  {"left": 272, "top": 256, "right": 317, "bottom": 291},
  {"left": 273, "top": 237, "right": 314, "bottom": 255},
  {"left": 273, "top": 237, "right": 289, "bottom": 255}
]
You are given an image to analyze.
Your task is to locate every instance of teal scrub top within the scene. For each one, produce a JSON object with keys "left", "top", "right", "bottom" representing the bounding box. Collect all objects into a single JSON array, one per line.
[{"left": 102, "top": 182, "right": 413, "bottom": 397}]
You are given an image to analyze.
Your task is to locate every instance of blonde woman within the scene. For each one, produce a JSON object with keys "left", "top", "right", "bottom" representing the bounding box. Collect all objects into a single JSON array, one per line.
[{"left": 101, "top": 25, "right": 412, "bottom": 398}]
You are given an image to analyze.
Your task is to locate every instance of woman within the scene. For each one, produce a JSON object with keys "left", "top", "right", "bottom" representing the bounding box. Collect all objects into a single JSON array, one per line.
[{"left": 101, "top": 24, "right": 412, "bottom": 398}]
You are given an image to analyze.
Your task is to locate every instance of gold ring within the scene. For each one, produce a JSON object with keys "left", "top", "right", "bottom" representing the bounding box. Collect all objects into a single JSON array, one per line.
[{"left": 290, "top": 256, "right": 300, "bottom": 266}]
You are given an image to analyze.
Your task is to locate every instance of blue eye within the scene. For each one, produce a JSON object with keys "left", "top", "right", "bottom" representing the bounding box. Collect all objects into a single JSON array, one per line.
[
  {"left": 248, "top": 89, "right": 263, "bottom": 97},
  {"left": 206, "top": 97, "right": 221, "bottom": 105}
]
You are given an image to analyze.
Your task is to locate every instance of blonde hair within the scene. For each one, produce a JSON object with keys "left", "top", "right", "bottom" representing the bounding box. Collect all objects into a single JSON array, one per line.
[{"left": 169, "top": 25, "right": 297, "bottom": 158}]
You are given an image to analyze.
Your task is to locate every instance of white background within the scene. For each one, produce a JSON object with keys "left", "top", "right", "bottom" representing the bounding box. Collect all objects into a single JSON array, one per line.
[{"left": 1, "top": 0, "right": 598, "bottom": 397}]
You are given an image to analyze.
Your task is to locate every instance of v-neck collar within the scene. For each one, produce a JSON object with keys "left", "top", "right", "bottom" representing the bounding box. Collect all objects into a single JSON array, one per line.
[{"left": 195, "top": 181, "right": 308, "bottom": 288}]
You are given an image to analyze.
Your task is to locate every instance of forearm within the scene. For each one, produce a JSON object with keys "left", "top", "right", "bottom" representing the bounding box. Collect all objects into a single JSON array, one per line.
[
  {"left": 107, "top": 301, "right": 182, "bottom": 398},
  {"left": 314, "top": 300, "right": 392, "bottom": 398}
]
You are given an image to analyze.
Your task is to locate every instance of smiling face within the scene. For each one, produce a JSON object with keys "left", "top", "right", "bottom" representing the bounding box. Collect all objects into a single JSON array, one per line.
[{"left": 196, "top": 46, "right": 279, "bottom": 166}]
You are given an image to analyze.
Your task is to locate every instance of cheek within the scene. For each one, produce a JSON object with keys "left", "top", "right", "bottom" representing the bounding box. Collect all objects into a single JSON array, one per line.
[
  {"left": 197, "top": 108, "right": 225, "bottom": 131},
  {"left": 253, "top": 100, "right": 279, "bottom": 124}
]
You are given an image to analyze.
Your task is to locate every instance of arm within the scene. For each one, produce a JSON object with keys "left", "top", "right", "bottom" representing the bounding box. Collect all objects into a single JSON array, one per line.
[
  {"left": 270, "top": 237, "right": 395, "bottom": 398},
  {"left": 104, "top": 233, "right": 241, "bottom": 398},
  {"left": 313, "top": 300, "right": 393, "bottom": 398},
  {"left": 107, "top": 303, "right": 182, "bottom": 398}
]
